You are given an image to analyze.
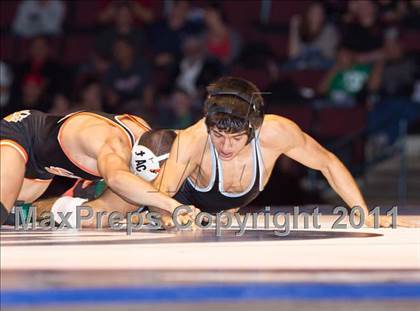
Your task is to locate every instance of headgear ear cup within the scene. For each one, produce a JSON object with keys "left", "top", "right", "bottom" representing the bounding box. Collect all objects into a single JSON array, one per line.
[{"left": 130, "top": 145, "right": 169, "bottom": 181}]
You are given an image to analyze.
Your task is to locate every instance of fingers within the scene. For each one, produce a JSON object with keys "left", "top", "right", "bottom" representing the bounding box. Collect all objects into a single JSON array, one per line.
[
  {"left": 161, "top": 213, "right": 175, "bottom": 230},
  {"left": 367, "top": 216, "right": 419, "bottom": 228},
  {"left": 396, "top": 219, "right": 419, "bottom": 228},
  {"left": 159, "top": 206, "right": 200, "bottom": 231}
]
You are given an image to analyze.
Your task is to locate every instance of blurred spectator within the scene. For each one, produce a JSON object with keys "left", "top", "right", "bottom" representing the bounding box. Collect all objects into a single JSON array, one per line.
[
  {"left": 50, "top": 77, "right": 103, "bottom": 114},
  {"left": 286, "top": 1, "right": 338, "bottom": 69},
  {"left": 322, "top": 0, "right": 349, "bottom": 24},
  {"left": 14, "top": 36, "right": 64, "bottom": 105},
  {"left": 265, "top": 61, "right": 302, "bottom": 105},
  {"left": 78, "top": 52, "right": 110, "bottom": 83},
  {"left": 148, "top": 0, "right": 200, "bottom": 67},
  {"left": 73, "top": 78, "right": 104, "bottom": 112},
  {"left": 13, "top": 0, "right": 65, "bottom": 38},
  {"left": 158, "top": 88, "right": 195, "bottom": 129},
  {"left": 377, "top": 0, "right": 406, "bottom": 25},
  {"left": 21, "top": 73, "right": 49, "bottom": 111},
  {"left": 96, "top": 2, "right": 145, "bottom": 60},
  {"left": 374, "top": 34, "right": 418, "bottom": 99},
  {"left": 103, "top": 37, "right": 152, "bottom": 113},
  {"left": 0, "top": 62, "right": 13, "bottom": 117},
  {"left": 97, "top": 0, "right": 154, "bottom": 25},
  {"left": 317, "top": 47, "right": 379, "bottom": 107},
  {"left": 171, "top": 34, "right": 224, "bottom": 98},
  {"left": 340, "top": 0, "right": 384, "bottom": 63},
  {"left": 49, "top": 93, "right": 71, "bottom": 114},
  {"left": 366, "top": 33, "right": 420, "bottom": 150},
  {"left": 203, "top": 3, "right": 241, "bottom": 65}
]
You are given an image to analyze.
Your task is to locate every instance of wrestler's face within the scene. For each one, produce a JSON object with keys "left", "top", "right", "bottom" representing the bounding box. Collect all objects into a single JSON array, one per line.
[{"left": 209, "top": 128, "right": 248, "bottom": 161}]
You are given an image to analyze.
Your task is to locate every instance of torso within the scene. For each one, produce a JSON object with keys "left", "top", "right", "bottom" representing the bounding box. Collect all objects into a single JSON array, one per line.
[
  {"left": 188, "top": 116, "right": 283, "bottom": 193},
  {"left": 172, "top": 116, "right": 285, "bottom": 212}
]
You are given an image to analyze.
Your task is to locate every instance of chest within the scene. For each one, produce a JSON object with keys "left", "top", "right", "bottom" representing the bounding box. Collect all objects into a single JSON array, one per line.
[{"left": 190, "top": 144, "right": 278, "bottom": 193}]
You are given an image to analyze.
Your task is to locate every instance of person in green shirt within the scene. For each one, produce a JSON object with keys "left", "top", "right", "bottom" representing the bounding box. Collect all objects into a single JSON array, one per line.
[{"left": 319, "top": 48, "right": 380, "bottom": 106}]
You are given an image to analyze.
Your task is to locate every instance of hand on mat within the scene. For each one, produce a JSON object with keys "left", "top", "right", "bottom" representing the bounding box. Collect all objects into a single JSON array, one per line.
[
  {"left": 160, "top": 206, "right": 200, "bottom": 231},
  {"left": 178, "top": 206, "right": 201, "bottom": 231},
  {"left": 365, "top": 215, "right": 418, "bottom": 228}
]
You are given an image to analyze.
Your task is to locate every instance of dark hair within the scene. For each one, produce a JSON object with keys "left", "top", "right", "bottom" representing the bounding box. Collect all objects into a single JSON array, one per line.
[
  {"left": 299, "top": 2, "right": 325, "bottom": 43},
  {"left": 206, "top": 1, "right": 229, "bottom": 24},
  {"left": 138, "top": 129, "right": 177, "bottom": 157},
  {"left": 204, "top": 77, "right": 264, "bottom": 136}
]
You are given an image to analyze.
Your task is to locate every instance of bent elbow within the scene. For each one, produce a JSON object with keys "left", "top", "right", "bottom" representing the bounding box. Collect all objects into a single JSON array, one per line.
[{"left": 104, "top": 171, "right": 125, "bottom": 192}]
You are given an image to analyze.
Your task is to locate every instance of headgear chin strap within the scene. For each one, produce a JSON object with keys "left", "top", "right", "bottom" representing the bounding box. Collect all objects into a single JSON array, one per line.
[{"left": 130, "top": 145, "right": 169, "bottom": 181}]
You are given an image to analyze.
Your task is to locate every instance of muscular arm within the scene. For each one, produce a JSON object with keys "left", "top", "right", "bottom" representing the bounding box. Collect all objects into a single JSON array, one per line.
[
  {"left": 95, "top": 134, "right": 182, "bottom": 213},
  {"left": 267, "top": 116, "right": 417, "bottom": 227},
  {"left": 267, "top": 116, "right": 371, "bottom": 220},
  {"left": 154, "top": 126, "right": 203, "bottom": 197}
]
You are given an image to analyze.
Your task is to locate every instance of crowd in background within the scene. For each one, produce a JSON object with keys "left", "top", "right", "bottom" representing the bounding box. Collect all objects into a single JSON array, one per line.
[
  {"left": 0, "top": 0, "right": 419, "bottom": 204},
  {"left": 0, "top": 0, "right": 419, "bottom": 130}
]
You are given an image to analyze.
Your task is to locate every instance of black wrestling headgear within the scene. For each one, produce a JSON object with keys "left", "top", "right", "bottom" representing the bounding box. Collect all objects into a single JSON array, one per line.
[{"left": 204, "top": 89, "right": 264, "bottom": 144}]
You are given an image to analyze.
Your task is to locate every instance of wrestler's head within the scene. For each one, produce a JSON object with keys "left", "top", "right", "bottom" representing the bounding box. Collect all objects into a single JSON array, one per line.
[
  {"left": 204, "top": 77, "right": 264, "bottom": 161},
  {"left": 130, "top": 129, "right": 177, "bottom": 181}
]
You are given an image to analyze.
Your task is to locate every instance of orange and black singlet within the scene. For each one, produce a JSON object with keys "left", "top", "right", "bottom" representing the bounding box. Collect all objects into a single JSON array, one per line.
[{"left": 0, "top": 110, "right": 147, "bottom": 180}]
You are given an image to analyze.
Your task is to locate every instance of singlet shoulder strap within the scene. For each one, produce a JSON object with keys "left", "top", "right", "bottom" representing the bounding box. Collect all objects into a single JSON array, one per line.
[
  {"left": 56, "top": 111, "right": 85, "bottom": 124},
  {"left": 58, "top": 111, "right": 138, "bottom": 148},
  {"left": 187, "top": 136, "right": 217, "bottom": 192},
  {"left": 254, "top": 130, "right": 264, "bottom": 191},
  {"left": 114, "top": 115, "right": 136, "bottom": 147}
]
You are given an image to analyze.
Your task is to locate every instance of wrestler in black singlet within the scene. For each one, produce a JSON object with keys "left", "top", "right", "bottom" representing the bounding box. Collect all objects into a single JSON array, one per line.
[
  {"left": 174, "top": 136, "right": 265, "bottom": 214},
  {"left": 0, "top": 110, "right": 143, "bottom": 180}
]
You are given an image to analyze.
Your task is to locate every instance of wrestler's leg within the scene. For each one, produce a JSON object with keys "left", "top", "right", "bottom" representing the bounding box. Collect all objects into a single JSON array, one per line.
[
  {"left": 87, "top": 190, "right": 188, "bottom": 229},
  {"left": 18, "top": 178, "right": 53, "bottom": 203},
  {"left": 45, "top": 187, "right": 139, "bottom": 228},
  {"left": 83, "top": 188, "right": 139, "bottom": 228},
  {"left": 1, "top": 143, "right": 52, "bottom": 225},
  {"left": 43, "top": 179, "right": 189, "bottom": 229},
  {"left": 47, "top": 186, "right": 181, "bottom": 229},
  {"left": 32, "top": 197, "right": 61, "bottom": 219},
  {"left": 0, "top": 144, "right": 26, "bottom": 224}
]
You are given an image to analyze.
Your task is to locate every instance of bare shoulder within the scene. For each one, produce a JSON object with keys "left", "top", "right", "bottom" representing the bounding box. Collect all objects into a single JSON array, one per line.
[
  {"left": 77, "top": 120, "right": 127, "bottom": 157},
  {"left": 128, "top": 114, "right": 151, "bottom": 130},
  {"left": 258, "top": 114, "right": 305, "bottom": 151},
  {"left": 177, "top": 119, "right": 208, "bottom": 147},
  {"left": 173, "top": 119, "right": 209, "bottom": 162}
]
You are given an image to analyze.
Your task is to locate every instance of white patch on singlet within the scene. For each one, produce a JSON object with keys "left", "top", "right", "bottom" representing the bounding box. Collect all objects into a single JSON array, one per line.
[{"left": 44, "top": 166, "right": 81, "bottom": 179}]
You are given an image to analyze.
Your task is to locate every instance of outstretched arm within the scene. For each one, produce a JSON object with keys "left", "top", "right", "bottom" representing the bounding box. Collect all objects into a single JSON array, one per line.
[{"left": 268, "top": 116, "right": 412, "bottom": 227}]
